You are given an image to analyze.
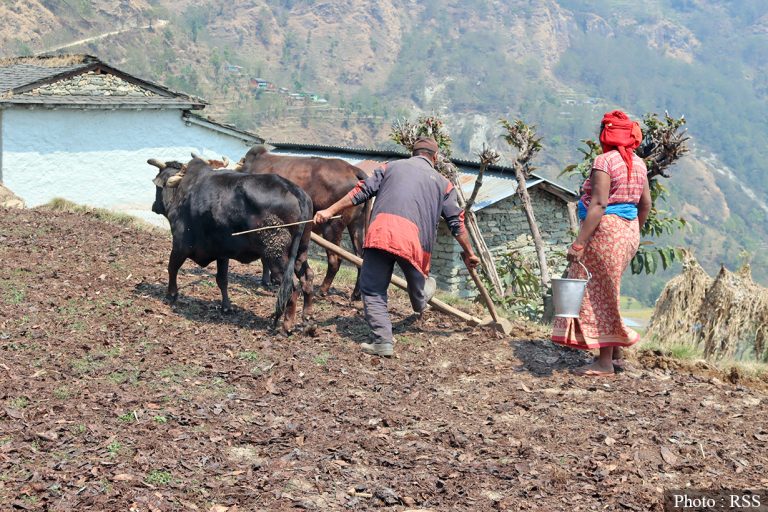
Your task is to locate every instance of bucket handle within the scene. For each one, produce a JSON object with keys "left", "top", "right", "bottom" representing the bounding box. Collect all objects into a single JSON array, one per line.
[{"left": 572, "top": 260, "right": 592, "bottom": 282}]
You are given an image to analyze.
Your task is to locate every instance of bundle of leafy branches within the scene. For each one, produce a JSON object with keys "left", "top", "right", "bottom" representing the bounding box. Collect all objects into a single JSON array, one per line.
[{"left": 390, "top": 115, "right": 457, "bottom": 180}]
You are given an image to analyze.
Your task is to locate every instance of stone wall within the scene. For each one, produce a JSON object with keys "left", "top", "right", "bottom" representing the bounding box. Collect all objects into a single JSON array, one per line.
[
  {"left": 21, "top": 71, "right": 157, "bottom": 98},
  {"left": 431, "top": 187, "right": 573, "bottom": 298}
]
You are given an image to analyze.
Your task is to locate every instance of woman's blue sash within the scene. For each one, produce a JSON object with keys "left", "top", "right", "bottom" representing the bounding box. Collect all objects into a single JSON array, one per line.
[{"left": 578, "top": 200, "right": 637, "bottom": 221}]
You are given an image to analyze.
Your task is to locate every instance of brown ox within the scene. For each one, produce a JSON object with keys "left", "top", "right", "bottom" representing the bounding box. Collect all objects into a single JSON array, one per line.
[{"left": 238, "top": 145, "right": 366, "bottom": 300}]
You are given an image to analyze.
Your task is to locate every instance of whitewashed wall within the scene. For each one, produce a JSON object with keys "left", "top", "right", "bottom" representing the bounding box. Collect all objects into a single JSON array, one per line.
[{"left": 1, "top": 108, "right": 255, "bottom": 225}]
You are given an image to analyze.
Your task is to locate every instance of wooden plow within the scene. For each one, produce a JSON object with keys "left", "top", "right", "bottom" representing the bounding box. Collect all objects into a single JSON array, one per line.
[{"left": 310, "top": 233, "right": 483, "bottom": 326}]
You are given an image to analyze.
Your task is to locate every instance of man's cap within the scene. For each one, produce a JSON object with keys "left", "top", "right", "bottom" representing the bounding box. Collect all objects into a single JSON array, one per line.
[{"left": 413, "top": 136, "right": 439, "bottom": 154}]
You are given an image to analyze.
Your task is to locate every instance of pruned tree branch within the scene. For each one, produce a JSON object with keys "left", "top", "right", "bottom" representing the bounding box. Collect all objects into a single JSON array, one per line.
[{"left": 465, "top": 144, "right": 500, "bottom": 213}]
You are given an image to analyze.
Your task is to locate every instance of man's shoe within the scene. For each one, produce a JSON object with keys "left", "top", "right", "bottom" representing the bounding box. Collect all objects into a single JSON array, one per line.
[
  {"left": 360, "top": 342, "right": 393, "bottom": 357},
  {"left": 423, "top": 276, "right": 436, "bottom": 304}
]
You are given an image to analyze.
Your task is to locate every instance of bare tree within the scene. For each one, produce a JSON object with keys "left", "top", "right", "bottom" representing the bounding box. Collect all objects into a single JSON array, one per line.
[
  {"left": 499, "top": 119, "right": 552, "bottom": 318},
  {"left": 465, "top": 144, "right": 501, "bottom": 212}
]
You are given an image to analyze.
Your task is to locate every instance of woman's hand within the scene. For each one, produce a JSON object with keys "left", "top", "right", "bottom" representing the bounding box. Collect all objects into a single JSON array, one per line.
[{"left": 567, "top": 243, "right": 585, "bottom": 262}]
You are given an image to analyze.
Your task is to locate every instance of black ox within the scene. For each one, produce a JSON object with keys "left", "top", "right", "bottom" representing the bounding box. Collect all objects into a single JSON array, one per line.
[{"left": 148, "top": 157, "right": 314, "bottom": 332}]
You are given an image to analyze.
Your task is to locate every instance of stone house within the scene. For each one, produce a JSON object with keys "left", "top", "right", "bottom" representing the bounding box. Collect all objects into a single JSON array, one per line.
[
  {"left": 0, "top": 54, "right": 263, "bottom": 225},
  {"left": 270, "top": 143, "right": 578, "bottom": 298}
]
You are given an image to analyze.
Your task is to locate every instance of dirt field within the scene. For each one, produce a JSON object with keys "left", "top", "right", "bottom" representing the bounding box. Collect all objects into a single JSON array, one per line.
[{"left": 1, "top": 206, "right": 767, "bottom": 512}]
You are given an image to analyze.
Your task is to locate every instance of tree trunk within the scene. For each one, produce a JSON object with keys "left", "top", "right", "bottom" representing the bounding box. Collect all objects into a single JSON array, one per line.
[
  {"left": 514, "top": 169, "right": 552, "bottom": 320},
  {"left": 453, "top": 182, "right": 504, "bottom": 296}
]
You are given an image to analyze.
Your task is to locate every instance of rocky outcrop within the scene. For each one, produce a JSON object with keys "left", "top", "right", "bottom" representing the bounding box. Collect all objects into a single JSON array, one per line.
[
  {"left": 0, "top": 183, "right": 25, "bottom": 209},
  {"left": 636, "top": 19, "right": 700, "bottom": 63}
]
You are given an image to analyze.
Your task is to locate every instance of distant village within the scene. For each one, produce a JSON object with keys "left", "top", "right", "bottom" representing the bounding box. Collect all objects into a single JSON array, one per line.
[{"left": 224, "top": 63, "right": 328, "bottom": 106}]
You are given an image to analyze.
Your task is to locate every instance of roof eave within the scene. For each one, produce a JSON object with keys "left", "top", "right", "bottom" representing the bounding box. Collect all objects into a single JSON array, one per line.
[{"left": 183, "top": 112, "right": 264, "bottom": 144}]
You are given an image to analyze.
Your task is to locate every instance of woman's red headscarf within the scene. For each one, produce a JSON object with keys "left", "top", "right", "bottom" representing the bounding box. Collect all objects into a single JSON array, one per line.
[{"left": 600, "top": 110, "right": 643, "bottom": 179}]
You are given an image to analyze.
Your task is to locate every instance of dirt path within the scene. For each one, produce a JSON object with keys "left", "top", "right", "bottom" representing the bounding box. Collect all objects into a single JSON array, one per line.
[
  {"left": 37, "top": 20, "right": 168, "bottom": 55},
  {"left": 0, "top": 207, "right": 766, "bottom": 511}
]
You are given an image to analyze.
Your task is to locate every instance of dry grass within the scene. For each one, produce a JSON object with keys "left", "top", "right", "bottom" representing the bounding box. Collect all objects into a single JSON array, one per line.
[
  {"left": 646, "top": 253, "right": 768, "bottom": 363},
  {"left": 0, "top": 54, "right": 88, "bottom": 67},
  {"left": 38, "top": 198, "right": 163, "bottom": 233}
]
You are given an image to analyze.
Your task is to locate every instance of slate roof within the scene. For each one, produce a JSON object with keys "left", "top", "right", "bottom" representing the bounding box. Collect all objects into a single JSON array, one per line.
[
  {"left": 0, "top": 58, "right": 91, "bottom": 93},
  {"left": 0, "top": 54, "right": 205, "bottom": 109}
]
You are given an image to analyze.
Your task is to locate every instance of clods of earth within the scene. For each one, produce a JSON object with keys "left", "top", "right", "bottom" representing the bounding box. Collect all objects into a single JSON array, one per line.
[{"left": 1, "top": 207, "right": 766, "bottom": 511}]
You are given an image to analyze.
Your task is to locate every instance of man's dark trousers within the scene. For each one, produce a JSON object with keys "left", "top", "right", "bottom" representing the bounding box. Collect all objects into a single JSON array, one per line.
[{"left": 359, "top": 248, "right": 428, "bottom": 344}]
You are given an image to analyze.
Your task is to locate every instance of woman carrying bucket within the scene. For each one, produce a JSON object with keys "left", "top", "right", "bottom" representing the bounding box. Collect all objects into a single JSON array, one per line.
[{"left": 551, "top": 110, "right": 652, "bottom": 377}]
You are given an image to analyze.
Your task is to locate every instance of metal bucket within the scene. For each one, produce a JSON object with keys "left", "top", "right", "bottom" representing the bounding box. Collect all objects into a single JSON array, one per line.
[{"left": 551, "top": 261, "right": 592, "bottom": 318}]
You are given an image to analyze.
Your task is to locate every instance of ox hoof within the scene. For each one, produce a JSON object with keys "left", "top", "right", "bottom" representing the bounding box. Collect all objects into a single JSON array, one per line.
[
  {"left": 302, "top": 323, "right": 319, "bottom": 337},
  {"left": 221, "top": 305, "right": 233, "bottom": 314},
  {"left": 164, "top": 294, "right": 178, "bottom": 305}
]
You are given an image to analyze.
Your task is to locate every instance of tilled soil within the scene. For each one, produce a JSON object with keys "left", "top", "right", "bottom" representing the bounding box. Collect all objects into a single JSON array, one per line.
[{"left": 1, "top": 207, "right": 766, "bottom": 511}]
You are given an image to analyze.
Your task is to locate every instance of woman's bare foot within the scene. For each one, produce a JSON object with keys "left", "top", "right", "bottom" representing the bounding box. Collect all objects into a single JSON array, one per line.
[
  {"left": 612, "top": 347, "right": 627, "bottom": 371},
  {"left": 573, "top": 360, "right": 615, "bottom": 377}
]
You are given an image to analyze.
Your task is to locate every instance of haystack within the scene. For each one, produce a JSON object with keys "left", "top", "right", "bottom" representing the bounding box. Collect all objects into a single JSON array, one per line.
[
  {"left": 647, "top": 255, "right": 768, "bottom": 362},
  {"left": 0, "top": 183, "right": 25, "bottom": 209},
  {"left": 645, "top": 253, "right": 712, "bottom": 349}
]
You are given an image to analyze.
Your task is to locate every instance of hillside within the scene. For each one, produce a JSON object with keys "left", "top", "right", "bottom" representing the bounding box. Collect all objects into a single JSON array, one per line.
[
  {"left": 1, "top": 205, "right": 767, "bottom": 509},
  {"left": 1, "top": 0, "right": 766, "bottom": 296}
]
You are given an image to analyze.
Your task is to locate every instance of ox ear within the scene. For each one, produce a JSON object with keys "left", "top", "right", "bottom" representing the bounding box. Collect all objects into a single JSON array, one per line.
[
  {"left": 166, "top": 165, "right": 187, "bottom": 188},
  {"left": 152, "top": 176, "right": 165, "bottom": 188}
]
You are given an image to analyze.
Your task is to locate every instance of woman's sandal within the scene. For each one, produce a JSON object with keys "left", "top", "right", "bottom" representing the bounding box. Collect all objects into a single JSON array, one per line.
[{"left": 575, "top": 368, "right": 615, "bottom": 377}]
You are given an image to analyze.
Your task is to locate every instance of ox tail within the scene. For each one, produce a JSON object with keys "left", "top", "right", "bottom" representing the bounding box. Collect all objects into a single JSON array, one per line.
[
  {"left": 273, "top": 226, "right": 303, "bottom": 329},
  {"left": 273, "top": 192, "right": 313, "bottom": 329}
]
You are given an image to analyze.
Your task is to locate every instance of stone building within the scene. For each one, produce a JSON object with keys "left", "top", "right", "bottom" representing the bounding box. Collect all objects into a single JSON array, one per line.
[{"left": 431, "top": 172, "right": 578, "bottom": 297}]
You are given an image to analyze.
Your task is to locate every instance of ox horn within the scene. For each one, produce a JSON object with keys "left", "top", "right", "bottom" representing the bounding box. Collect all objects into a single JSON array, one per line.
[
  {"left": 234, "top": 158, "right": 245, "bottom": 172},
  {"left": 166, "top": 164, "right": 187, "bottom": 188},
  {"left": 191, "top": 151, "right": 202, "bottom": 160},
  {"left": 222, "top": 156, "right": 229, "bottom": 167},
  {"left": 147, "top": 158, "right": 166, "bottom": 170}
]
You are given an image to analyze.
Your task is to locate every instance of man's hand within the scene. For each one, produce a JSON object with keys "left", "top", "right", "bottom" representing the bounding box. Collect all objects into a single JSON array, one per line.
[
  {"left": 313, "top": 209, "right": 335, "bottom": 225},
  {"left": 461, "top": 251, "right": 480, "bottom": 269}
]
